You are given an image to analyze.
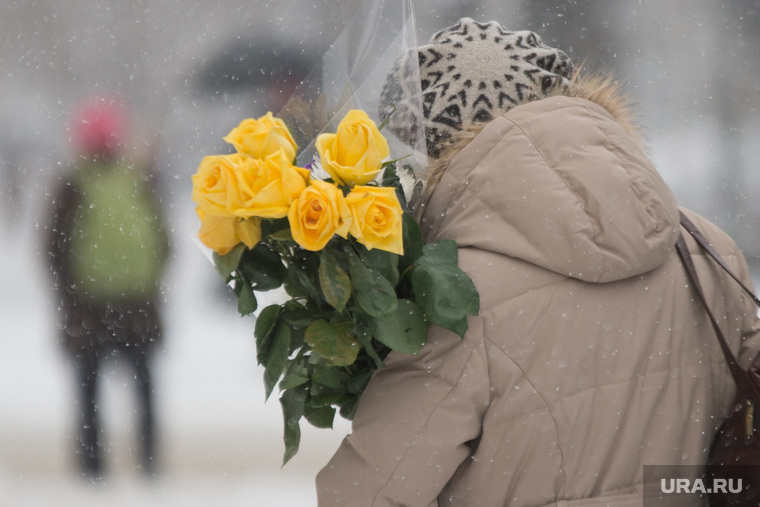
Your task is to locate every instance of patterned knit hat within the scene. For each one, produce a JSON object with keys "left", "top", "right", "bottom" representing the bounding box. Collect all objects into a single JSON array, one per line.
[{"left": 380, "top": 18, "right": 574, "bottom": 158}]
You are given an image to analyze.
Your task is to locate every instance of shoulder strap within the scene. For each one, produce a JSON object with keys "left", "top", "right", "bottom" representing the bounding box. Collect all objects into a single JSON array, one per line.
[
  {"left": 676, "top": 211, "right": 760, "bottom": 402},
  {"left": 679, "top": 211, "right": 760, "bottom": 307}
]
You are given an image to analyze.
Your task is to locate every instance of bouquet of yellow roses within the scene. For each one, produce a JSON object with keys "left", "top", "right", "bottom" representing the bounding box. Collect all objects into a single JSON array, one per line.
[{"left": 191, "top": 109, "right": 479, "bottom": 464}]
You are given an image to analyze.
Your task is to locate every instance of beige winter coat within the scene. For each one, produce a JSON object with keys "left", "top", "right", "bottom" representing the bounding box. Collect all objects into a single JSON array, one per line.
[{"left": 316, "top": 81, "right": 760, "bottom": 506}]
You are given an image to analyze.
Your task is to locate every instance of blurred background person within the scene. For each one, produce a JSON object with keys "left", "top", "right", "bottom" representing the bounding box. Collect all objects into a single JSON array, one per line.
[{"left": 44, "top": 94, "right": 170, "bottom": 480}]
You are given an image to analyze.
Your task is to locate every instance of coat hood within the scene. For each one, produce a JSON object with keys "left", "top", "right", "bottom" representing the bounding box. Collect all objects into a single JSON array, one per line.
[{"left": 420, "top": 78, "right": 680, "bottom": 283}]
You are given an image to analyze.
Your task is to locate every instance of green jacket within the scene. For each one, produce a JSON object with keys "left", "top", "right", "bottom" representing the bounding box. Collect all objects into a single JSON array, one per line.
[{"left": 46, "top": 159, "right": 170, "bottom": 354}]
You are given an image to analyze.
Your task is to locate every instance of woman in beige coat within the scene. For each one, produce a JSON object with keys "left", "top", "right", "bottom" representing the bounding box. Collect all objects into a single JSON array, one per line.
[{"left": 316, "top": 18, "right": 760, "bottom": 506}]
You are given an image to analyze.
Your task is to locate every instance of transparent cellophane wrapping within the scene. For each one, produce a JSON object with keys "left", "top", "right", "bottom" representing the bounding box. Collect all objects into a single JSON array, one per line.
[{"left": 276, "top": 0, "right": 428, "bottom": 201}]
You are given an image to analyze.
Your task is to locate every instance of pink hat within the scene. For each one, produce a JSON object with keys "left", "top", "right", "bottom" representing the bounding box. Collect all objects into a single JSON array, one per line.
[{"left": 70, "top": 96, "right": 127, "bottom": 158}]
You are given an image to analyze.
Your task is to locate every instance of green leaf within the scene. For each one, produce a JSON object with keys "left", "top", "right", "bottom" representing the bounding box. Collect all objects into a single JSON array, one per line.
[
  {"left": 339, "top": 395, "right": 361, "bottom": 420},
  {"left": 312, "top": 363, "right": 342, "bottom": 389},
  {"left": 289, "top": 268, "right": 319, "bottom": 300},
  {"left": 304, "top": 320, "right": 360, "bottom": 367},
  {"left": 425, "top": 241, "right": 480, "bottom": 316},
  {"left": 379, "top": 163, "right": 413, "bottom": 213},
  {"left": 309, "top": 387, "right": 352, "bottom": 407},
  {"left": 264, "top": 324, "right": 292, "bottom": 400},
  {"left": 261, "top": 217, "right": 288, "bottom": 235},
  {"left": 278, "top": 301, "right": 309, "bottom": 353},
  {"left": 358, "top": 244, "right": 399, "bottom": 286},
  {"left": 280, "top": 387, "right": 306, "bottom": 466},
  {"left": 279, "top": 370, "right": 309, "bottom": 390},
  {"left": 348, "top": 251, "right": 398, "bottom": 318},
  {"left": 284, "top": 249, "right": 321, "bottom": 300},
  {"left": 268, "top": 227, "right": 294, "bottom": 243},
  {"left": 411, "top": 240, "right": 480, "bottom": 338},
  {"left": 319, "top": 249, "right": 352, "bottom": 312},
  {"left": 279, "top": 357, "right": 309, "bottom": 390},
  {"left": 303, "top": 404, "right": 336, "bottom": 429},
  {"left": 287, "top": 323, "right": 305, "bottom": 353},
  {"left": 235, "top": 279, "right": 257, "bottom": 316},
  {"left": 353, "top": 317, "right": 387, "bottom": 368},
  {"left": 213, "top": 243, "right": 245, "bottom": 280},
  {"left": 373, "top": 299, "right": 428, "bottom": 354},
  {"left": 346, "top": 368, "right": 373, "bottom": 395},
  {"left": 239, "top": 242, "right": 287, "bottom": 291},
  {"left": 400, "top": 213, "right": 424, "bottom": 272},
  {"left": 280, "top": 301, "right": 319, "bottom": 327},
  {"left": 254, "top": 305, "right": 282, "bottom": 365},
  {"left": 284, "top": 274, "right": 307, "bottom": 298}
]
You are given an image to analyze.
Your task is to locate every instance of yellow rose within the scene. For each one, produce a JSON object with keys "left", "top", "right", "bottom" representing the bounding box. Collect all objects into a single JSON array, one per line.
[
  {"left": 196, "top": 206, "right": 261, "bottom": 255},
  {"left": 315, "top": 109, "right": 389, "bottom": 187},
  {"left": 288, "top": 180, "right": 352, "bottom": 251},
  {"left": 345, "top": 186, "right": 404, "bottom": 255},
  {"left": 224, "top": 112, "right": 298, "bottom": 161},
  {"left": 191, "top": 153, "right": 248, "bottom": 217},
  {"left": 230, "top": 150, "right": 311, "bottom": 219}
]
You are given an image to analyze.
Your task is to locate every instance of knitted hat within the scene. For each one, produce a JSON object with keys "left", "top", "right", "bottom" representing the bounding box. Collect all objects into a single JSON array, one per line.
[{"left": 380, "top": 18, "right": 574, "bottom": 158}]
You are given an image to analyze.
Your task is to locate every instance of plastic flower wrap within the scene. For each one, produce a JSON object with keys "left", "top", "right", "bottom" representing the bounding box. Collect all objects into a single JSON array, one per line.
[{"left": 191, "top": 110, "right": 479, "bottom": 464}]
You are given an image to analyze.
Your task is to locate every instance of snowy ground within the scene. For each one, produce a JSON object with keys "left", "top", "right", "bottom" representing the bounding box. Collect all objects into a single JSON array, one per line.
[
  {"left": 4, "top": 206, "right": 759, "bottom": 507},
  {"left": 0, "top": 221, "right": 350, "bottom": 507}
]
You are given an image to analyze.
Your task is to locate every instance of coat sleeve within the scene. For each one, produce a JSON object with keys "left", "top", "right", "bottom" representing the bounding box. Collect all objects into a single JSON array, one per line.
[
  {"left": 732, "top": 247, "right": 760, "bottom": 368},
  {"left": 45, "top": 177, "right": 79, "bottom": 293},
  {"left": 316, "top": 318, "right": 490, "bottom": 507}
]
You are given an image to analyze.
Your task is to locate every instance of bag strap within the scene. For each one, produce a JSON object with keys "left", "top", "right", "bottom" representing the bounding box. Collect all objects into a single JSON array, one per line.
[
  {"left": 680, "top": 211, "right": 760, "bottom": 307},
  {"left": 676, "top": 211, "right": 760, "bottom": 403}
]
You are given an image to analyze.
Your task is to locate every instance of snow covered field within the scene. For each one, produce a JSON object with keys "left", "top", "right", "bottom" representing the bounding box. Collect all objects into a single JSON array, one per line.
[{"left": 0, "top": 221, "right": 350, "bottom": 507}]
